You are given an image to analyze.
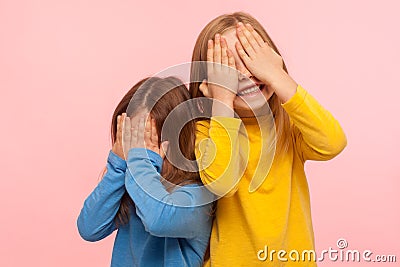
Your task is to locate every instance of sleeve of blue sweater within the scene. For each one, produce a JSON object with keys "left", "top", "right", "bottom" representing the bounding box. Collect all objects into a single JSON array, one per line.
[
  {"left": 125, "top": 148, "right": 214, "bottom": 239},
  {"left": 77, "top": 151, "right": 127, "bottom": 242}
]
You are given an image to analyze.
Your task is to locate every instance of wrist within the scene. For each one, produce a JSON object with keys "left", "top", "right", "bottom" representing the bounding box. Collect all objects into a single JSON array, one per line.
[
  {"left": 212, "top": 98, "right": 234, "bottom": 117},
  {"left": 108, "top": 150, "right": 127, "bottom": 169},
  {"left": 261, "top": 69, "right": 287, "bottom": 87},
  {"left": 111, "top": 146, "right": 125, "bottom": 160},
  {"left": 128, "top": 148, "right": 163, "bottom": 173},
  {"left": 213, "top": 93, "right": 235, "bottom": 104},
  {"left": 209, "top": 83, "right": 236, "bottom": 101},
  {"left": 268, "top": 71, "right": 298, "bottom": 103}
]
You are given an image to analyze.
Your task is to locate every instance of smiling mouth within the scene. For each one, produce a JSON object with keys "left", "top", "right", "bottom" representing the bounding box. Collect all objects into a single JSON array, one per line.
[{"left": 236, "top": 84, "right": 265, "bottom": 96}]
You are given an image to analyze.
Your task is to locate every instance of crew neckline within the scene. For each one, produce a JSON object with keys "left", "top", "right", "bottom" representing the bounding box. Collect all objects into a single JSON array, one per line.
[{"left": 240, "top": 114, "right": 274, "bottom": 126}]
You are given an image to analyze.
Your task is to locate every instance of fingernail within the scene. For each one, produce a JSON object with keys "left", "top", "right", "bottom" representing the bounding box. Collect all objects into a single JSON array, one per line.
[
  {"left": 215, "top": 34, "right": 220, "bottom": 40},
  {"left": 237, "top": 22, "right": 243, "bottom": 27}
]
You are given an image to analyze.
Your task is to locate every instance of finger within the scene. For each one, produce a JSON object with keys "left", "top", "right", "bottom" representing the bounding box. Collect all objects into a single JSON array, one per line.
[
  {"left": 240, "top": 23, "right": 259, "bottom": 51},
  {"left": 270, "top": 46, "right": 281, "bottom": 57},
  {"left": 213, "top": 34, "right": 221, "bottom": 64},
  {"left": 207, "top": 39, "right": 214, "bottom": 73},
  {"left": 131, "top": 124, "right": 138, "bottom": 147},
  {"left": 116, "top": 115, "right": 122, "bottom": 143},
  {"left": 245, "top": 23, "right": 265, "bottom": 47},
  {"left": 236, "top": 23, "right": 256, "bottom": 58},
  {"left": 123, "top": 116, "right": 131, "bottom": 155},
  {"left": 235, "top": 41, "right": 250, "bottom": 63},
  {"left": 123, "top": 116, "right": 131, "bottom": 143},
  {"left": 151, "top": 118, "right": 159, "bottom": 146},
  {"left": 221, "top": 36, "right": 228, "bottom": 66},
  {"left": 227, "top": 48, "right": 236, "bottom": 69},
  {"left": 236, "top": 62, "right": 252, "bottom": 80},
  {"left": 160, "top": 141, "right": 169, "bottom": 159},
  {"left": 144, "top": 114, "right": 152, "bottom": 148},
  {"left": 207, "top": 39, "right": 214, "bottom": 63},
  {"left": 137, "top": 116, "right": 145, "bottom": 147}
]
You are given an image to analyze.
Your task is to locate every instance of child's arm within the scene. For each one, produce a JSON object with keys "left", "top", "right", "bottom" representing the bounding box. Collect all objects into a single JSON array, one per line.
[
  {"left": 125, "top": 148, "right": 213, "bottom": 238},
  {"left": 234, "top": 23, "right": 346, "bottom": 161},
  {"left": 194, "top": 35, "right": 243, "bottom": 197},
  {"left": 195, "top": 117, "right": 242, "bottom": 197},
  {"left": 77, "top": 151, "right": 126, "bottom": 241},
  {"left": 282, "top": 85, "right": 347, "bottom": 161}
]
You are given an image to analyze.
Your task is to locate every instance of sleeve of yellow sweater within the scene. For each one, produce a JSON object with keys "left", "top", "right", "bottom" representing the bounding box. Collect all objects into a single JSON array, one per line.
[
  {"left": 282, "top": 84, "right": 347, "bottom": 162},
  {"left": 195, "top": 116, "right": 242, "bottom": 197}
]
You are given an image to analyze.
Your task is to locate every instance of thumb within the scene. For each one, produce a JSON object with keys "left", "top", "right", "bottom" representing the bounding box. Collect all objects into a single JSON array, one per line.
[{"left": 160, "top": 141, "right": 169, "bottom": 159}]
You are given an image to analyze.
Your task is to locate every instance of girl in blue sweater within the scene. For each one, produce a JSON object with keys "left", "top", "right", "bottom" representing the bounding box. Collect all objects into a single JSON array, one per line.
[{"left": 77, "top": 77, "right": 214, "bottom": 267}]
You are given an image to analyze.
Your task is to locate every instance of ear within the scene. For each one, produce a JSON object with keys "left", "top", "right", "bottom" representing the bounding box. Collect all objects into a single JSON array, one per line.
[{"left": 199, "top": 79, "right": 211, "bottom": 98}]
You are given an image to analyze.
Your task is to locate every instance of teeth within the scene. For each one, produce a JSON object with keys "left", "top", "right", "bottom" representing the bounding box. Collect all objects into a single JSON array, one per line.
[{"left": 237, "top": 86, "right": 260, "bottom": 96}]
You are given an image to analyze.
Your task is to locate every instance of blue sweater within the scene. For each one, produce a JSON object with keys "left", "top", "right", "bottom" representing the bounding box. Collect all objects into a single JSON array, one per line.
[{"left": 77, "top": 148, "right": 214, "bottom": 267}]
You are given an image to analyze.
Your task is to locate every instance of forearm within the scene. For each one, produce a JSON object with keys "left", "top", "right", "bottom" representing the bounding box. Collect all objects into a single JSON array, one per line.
[
  {"left": 266, "top": 70, "right": 298, "bottom": 103},
  {"left": 125, "top": 148, "right": 214, "bottom": 238},
  {"left": 77, "top": 151, "right": 126, "bottom": 241},
  {"left": 282, "top": 85, "right": 347, "bottom": 160},
  {"left": 212, "top": 96, "right": 234, "bottom": 117},
  {"left": 196, "top": 117, "right": 242, "bottom": 196}
]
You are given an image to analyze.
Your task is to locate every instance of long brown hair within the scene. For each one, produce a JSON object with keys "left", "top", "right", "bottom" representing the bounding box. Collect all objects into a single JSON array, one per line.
[
  {"left": 189, "top": 11, "right": 291, "bottom": 154},
  {"left": 110, "top": 76, "right": 200, "bottom": 225}
]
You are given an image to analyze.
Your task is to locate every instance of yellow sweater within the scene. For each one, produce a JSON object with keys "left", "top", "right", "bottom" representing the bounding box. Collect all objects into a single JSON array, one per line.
[{"left": 195, "top": 85, "right": 347, "bottom": 266}]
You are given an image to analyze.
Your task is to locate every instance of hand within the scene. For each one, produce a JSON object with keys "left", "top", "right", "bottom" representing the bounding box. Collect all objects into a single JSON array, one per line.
[
  {"left": 200, "top": 34, "right": 238, "bottom": 104},
  {"left": 112, "top": 113, "right": 126, "bottom": 159},
  {"left": 143, "top": 115, "right": 168, "bottom": 159},
  {"left": 123, "top": 114, "right": 168, "bottom": 159},
  {"left": 235, "top": 22, "right": 284, "bottom": 87},
  {"left": 122, "top": 113, "right": 133, "bottom": 159}
]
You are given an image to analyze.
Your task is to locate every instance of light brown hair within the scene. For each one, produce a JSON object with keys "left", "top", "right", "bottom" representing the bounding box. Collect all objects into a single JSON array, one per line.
[
  {"left": 110, "top": 76, "right": 200, "bottom": 225},
  {"left": 189, "top": 11, "right": 291, "bottom": 154}
]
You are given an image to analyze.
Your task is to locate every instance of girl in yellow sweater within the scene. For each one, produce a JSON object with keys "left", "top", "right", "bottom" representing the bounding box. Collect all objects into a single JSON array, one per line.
[{"left": 189, "top": 12, "right": 347, "bottom": 266}]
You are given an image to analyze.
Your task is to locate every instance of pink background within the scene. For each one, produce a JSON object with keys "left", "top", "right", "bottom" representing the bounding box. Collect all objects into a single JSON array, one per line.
[{"left": 1, "top": 0, "right": 399, "bottom": 266}]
